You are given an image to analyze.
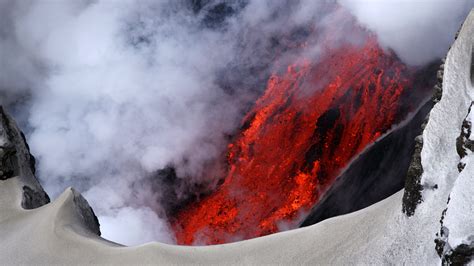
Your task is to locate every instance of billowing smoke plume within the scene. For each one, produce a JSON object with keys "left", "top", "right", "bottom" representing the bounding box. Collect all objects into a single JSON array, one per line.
[
  {"left": 0, "top": 0, "right": 471, "bottom": 245},
  {"left": 339, "top": 0, "right": 474, "bottom": 65}
]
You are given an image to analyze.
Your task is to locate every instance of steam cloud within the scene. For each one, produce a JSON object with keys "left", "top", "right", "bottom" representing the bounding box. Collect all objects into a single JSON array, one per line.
[
  {"left": 339, "top": 0, "right": 474, "bottom": 65},
  {"left": 0, "top": 0, "right": 472, "bottom": 245}
]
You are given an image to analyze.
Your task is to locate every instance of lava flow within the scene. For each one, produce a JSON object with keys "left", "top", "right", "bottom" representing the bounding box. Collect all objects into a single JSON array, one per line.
[{"left": 172, "top": 35, "right": 421, "bottom": 245}]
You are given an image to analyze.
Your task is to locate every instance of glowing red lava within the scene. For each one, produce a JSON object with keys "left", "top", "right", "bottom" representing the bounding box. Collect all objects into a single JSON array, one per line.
[{"left": 172, "top": 35, "right": 417, "bottom": 245}]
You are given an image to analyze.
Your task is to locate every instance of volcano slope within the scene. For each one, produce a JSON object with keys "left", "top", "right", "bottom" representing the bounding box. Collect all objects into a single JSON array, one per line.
[{"left": 0, "top": 9, "right": 474, "bottom": 266}]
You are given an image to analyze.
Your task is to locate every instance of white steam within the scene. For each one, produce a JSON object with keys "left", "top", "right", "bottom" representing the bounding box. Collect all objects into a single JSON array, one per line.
[
  {"left": 0, "top": 0, "right": 472, "bottom": 246},
  {"left": 340, "top": 0, "right": 474, "bottom": 65}
]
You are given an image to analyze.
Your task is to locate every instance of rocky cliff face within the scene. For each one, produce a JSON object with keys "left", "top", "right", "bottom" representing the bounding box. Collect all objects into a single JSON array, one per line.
[
  {"left": 0, "top": 106, "right": 100, "bottom": 235},
  {"left": 401, "top": 15, "right": 474, "bottom": 264},
  {"left": 0, "top": 106, "right": 50, "bottom": 209}
]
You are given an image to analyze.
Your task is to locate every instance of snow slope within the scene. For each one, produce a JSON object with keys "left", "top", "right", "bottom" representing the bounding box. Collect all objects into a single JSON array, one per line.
[{"left": 1, "top": 9, "right": 473, "bottom": 266}]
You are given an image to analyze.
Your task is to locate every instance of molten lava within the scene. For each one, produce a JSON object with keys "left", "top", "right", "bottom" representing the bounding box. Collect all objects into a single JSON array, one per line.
[{"left": 172, "top": 36, "right": 420, "bottom": 245}]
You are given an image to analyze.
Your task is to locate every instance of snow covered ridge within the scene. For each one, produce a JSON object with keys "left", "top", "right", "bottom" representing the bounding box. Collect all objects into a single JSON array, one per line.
[
  {"left": 431, "top": 12, "right": 474, "bottom": 264},
  {"left": 1, "top": 10, "right": 474, "bottom": 265},
  {"left": 402, "top": 9, "right": 474, "bottom": 264}
]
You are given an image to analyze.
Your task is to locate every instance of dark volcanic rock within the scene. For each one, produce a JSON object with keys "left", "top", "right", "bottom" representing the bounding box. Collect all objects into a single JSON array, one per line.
[
  {"left": 402, "top": 61, "right": 445, "bottom": 217},
  {"left": 444, "top": 243, "right": 474, "bottom": 265},
  {"left": 455, "top": 102, "right": 474, "bottom": 172},
  {"left": 301, "top": 99, "right": 432, "bottom": 227},
  {"left": 0, "top": 106, "right": 50, "bottom": 209},
  {"left": 71, "top": 188, "right": 102, "bottom": 236},
  {"left": 0, "top": 106, "right": 101, "bottom": 236},
  {"left": 22, "top": 185, "right": 50, "bottom": 209},
  {"left": 402, "top": 133, "right": 424, "bottom": 216},
  {"left": 301, "top": 59, "right": 439, "bottom": 227},
  {"left": 402, "top": 25, "right": 466, "bottom": 217},
  {"left": 436, "top": 219, "right": 474, "bottom": 266}
]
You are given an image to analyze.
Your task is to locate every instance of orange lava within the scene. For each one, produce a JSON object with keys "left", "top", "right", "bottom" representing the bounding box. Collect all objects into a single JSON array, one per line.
[{"left": 172, "top": 36, "right": 415, "bottom": 245}]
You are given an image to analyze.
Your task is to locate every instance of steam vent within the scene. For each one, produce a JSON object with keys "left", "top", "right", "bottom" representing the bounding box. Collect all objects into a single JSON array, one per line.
[{"left": 1, "top": 1, "right": 474, "bottom": 265}]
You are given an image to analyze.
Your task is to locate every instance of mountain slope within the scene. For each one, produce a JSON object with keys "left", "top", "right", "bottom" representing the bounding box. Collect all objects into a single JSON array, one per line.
[{"left": 0, "top": 9, "right": 473, "bottom": 266}]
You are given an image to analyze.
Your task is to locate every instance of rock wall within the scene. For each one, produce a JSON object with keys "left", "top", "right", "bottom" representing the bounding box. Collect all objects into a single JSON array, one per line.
[
  {"left": 0, "top": 106, "right": 50, "bottom": 209},
  {"left": 401, "top": 13, "right": 474, "bottom": 264},
  {"left": 0, "top": 105, "right": 100, "bottom": 234}
]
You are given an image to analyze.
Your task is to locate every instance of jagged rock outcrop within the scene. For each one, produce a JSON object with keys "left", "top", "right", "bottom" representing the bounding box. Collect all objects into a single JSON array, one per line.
[
  {"left": 71, "top": 188, "right": 101, "bottom": 236},
  {"left": 0, "top": 106, "right": 50, "bottom": 208},
  {"left": 455, "top": 102, "right": 474, "bottom": 171},
  {"left": 401, "top": 22, "right": 470, "bottom": 218},
  {"left": 402, "top": 58, "right": 446, "bottom": 216},
  {"left": 435, "top": 101, "right": 474, "bottom": 265},
  {"left": 401, "top": 12, "right": 474, "bottom": 264},
  {"left": 0, "top": 106, "right": 100, "bottom": 235}
]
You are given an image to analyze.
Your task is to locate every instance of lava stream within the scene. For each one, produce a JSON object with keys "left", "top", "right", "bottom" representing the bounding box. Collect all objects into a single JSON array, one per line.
[{"left": 172, "top": 36, "right": 420, "bottom": 245}]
